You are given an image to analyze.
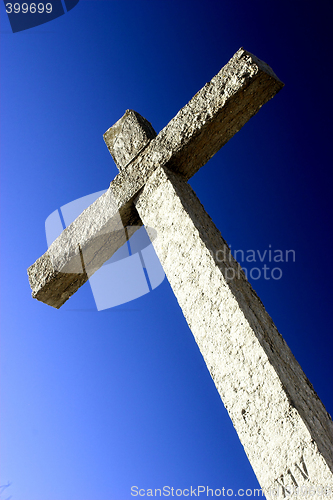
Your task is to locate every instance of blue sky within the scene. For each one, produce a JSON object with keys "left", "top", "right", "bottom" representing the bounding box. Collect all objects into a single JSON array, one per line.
[{"left": 1, "top": 1, "right": 332, "bottom": 499}]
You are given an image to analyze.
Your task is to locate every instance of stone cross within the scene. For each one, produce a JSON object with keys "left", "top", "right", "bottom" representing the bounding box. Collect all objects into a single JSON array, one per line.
[{"left": 28, "top": 49, "right": 333, "bottom": 495}]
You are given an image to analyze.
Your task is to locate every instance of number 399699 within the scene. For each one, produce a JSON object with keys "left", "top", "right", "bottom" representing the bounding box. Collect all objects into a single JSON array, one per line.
[{"left": 5, "top": 3, "right": 53, "bottom": 13}]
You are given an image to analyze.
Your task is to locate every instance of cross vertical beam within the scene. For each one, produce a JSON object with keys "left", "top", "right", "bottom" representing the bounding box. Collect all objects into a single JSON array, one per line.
[{"left": 135, "top": 166, "right": 333, "bottom": 494}]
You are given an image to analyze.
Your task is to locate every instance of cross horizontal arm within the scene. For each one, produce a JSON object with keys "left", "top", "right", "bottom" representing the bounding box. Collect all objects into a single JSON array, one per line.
[
  {"left": 27, "top": 189, "right": 142, "bottom": 308},
  {"left": 28, "top": 48, "right": 283, "bottom": 308},
  {"left": 109, "top": 48, "right": 283, "bottom": 199}
]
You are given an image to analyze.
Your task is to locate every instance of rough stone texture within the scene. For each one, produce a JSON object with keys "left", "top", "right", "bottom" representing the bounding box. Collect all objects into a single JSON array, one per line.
[
  {"left": 28, "top": 48, "right": 284, "bottom": 308},
  {"left": 135, "top": 166, "right": 333, "bottom": 495},
  {"left": 103, "top": 110, "right": 157, "bottom": 171},
  {"left": 27, "top": 189, "right": 142, "bottom": 308},
  {"left": 110, "top": 48, "right": 284, "bottom": 203}
]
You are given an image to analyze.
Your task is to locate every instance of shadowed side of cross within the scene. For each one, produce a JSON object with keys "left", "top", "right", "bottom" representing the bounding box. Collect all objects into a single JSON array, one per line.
[{"left": 27, "top": 48, "right": 333, "bottom": 493}]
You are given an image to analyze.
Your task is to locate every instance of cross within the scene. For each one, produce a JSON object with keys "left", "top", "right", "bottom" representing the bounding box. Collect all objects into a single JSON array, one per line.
[{"left": 28, "top": 48, "right": 333, "bottom": 495}]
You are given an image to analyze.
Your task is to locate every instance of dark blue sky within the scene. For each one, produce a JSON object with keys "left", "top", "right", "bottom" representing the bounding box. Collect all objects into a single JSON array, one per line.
[{"left": 1, "top": 1, "right": 332, "bottom": 499}]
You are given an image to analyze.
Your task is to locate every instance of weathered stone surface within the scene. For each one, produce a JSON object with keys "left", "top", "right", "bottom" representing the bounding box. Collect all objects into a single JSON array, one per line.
[
  {"left": 103, "top": 110, "right": 157, "bottom": 171},
  {"left": 135, "top": 166, "right": 333, "bottom": 494},
  {"left": 27, "top": 189, "right": 142, "bottom": 308},
  {"left": 28, "top": 48, "right": 283, "bottom": 309},
  {"left": 110, "top": 47, "right": 284, "bottom": 203}
]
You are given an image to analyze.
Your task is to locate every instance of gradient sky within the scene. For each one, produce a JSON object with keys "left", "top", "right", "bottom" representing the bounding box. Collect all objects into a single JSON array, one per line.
[{"left": 1, "top": 1, "right": 332, "bottom": 499}]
